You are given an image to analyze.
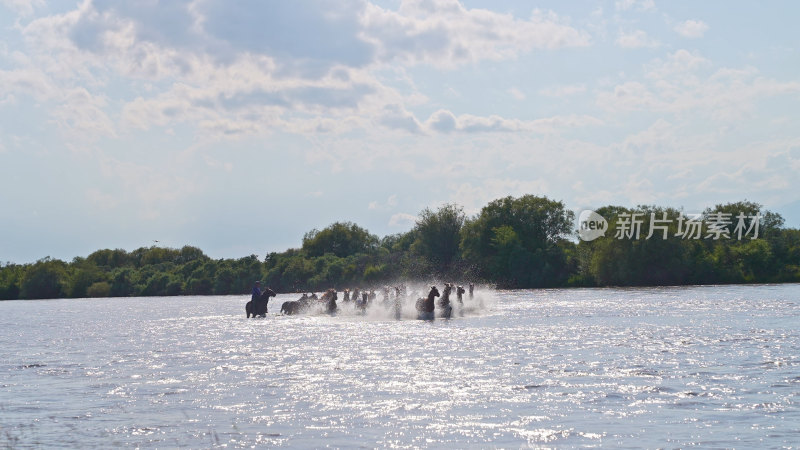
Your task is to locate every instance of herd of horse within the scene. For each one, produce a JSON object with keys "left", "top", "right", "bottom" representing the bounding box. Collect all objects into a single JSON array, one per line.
[{"left": 245, "top": 283, "right": 475, "bottom": 320}]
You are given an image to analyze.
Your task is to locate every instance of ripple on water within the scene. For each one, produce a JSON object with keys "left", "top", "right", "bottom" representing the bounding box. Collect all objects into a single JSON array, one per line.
[{"left": 1, "top": 285, "right": 799, "bottom": 447}]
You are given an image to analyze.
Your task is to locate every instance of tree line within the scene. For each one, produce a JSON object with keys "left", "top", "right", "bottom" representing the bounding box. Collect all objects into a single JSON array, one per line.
[{"left": 1, "top": 195, "right": 798, "bottom": 300}]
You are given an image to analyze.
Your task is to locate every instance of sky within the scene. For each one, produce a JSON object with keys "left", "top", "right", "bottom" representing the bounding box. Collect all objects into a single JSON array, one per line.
[{"left": 1, "top": 0, "right": 799, "bottom": 264}]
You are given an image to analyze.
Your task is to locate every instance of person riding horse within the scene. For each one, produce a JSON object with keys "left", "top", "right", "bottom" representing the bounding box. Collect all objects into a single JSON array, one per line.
[{"left": 246, "top": 281, "right": 276, "bottom": 317}]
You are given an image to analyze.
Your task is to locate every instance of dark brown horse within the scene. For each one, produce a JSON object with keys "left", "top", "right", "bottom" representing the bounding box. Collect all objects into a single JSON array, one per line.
[
  {"left": 415, "top": 285, "right": 440, "bottom": 318},
  {"left": 456, "top": 285, "right": 465, "bottom": 304},
  {"left": 281, "top": 293, "right": 311, "bottom": 315},
  {"left": 438, "top": 283, "right": 453, "bottom": 319},
  {"left": 246, "top": 288, "right": 277, "bottom": 318},
  {"left": 281, "top": 289, "right": 337, "bottom": 315},
  {"left": 321, "top": 288, "right": 338, "bottom": 314},
  {"left": 438, "top": 283, "right": 452, "bottom": 308},
  {"left": 394, "top": 286, "right": 403, "bottom": 319},
  {"left": 356, "top": 291, "right": 368, "bottom": 312}
]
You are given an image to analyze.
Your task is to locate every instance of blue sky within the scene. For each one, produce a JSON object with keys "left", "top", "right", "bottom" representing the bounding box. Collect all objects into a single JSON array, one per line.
[{"left": 1, "top": 0, "right": 799, "bottom": 264}]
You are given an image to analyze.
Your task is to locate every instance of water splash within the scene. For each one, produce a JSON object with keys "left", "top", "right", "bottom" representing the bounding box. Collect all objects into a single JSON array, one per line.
[{"left": 271, "top": 282, "right": 497, "bottom": 320}]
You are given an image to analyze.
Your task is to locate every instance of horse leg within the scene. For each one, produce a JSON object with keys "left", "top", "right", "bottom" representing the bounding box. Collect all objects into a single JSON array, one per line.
[{"left": 442, "top": 305, "right": 452, "bottom": 319}]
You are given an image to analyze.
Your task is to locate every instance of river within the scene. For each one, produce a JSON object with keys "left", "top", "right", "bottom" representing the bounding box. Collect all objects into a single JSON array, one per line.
[{"left": 1, "top": 284, "right": 798, "bottom": 447}]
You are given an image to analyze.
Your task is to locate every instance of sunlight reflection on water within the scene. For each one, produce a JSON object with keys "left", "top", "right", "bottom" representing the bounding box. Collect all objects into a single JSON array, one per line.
[{"left": 1, "top": 284, "right": 799, "bottom": 447}]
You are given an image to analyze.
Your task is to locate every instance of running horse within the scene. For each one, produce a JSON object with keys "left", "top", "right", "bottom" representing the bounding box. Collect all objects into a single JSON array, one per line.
[
  {"left": 321, "top": 288, "right": 338, "bottom": 314},
  {"left": 281, "top": 289, "right": 338, "bottom": 315},
  {"left": 438, "top": 283, "right": 453, "bottom": 319},
  {"left": 281, "top": 293, "right": 311, "bottom": 315},
  {"left": 415, "top": 285, "right": 440, "bottom": 320}
]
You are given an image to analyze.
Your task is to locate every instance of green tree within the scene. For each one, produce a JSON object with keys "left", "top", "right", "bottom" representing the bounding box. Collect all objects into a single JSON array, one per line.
[
  {"left": 363, "top": 263, "right": 389, "bottom": 283},
  {"left": 177, "top": 245, "right": 208, "bottom": 264},
  {"left": 412, "top": 203, "right": 465, "bottom": 272},
  {"left": 0, "top": 263, "right": 22, "bottom": 300},
  {"left": 67, "top": 267, "right": 105, "bottom": 298},
  {"left": 769, "top": 228, "right": 800, "bottom": 281},
  {"left": 86, "top": 281, "right": 111, "bottom": 298},
  {"left": 139, "top": 273, "right": 162, "bottom": 296},
  {"left": 585, "top": 206, "right": 693, "bottom": 286},
  {"left": 213, "top": 266, "right": 235, "bottom": 295},
  {"left": 488, "top": 225, "right": 529, "bottom": 286},
  {"left": 281, "top": 256, "right": 314, "bottom": 291},
  {"left": 87, "top": 248, "right": 130, "bottom": 268},
  {"left": 704, "top": 200, "right": 783, "bottom": 239},
  {"left": 732, "top": 239, "right": 773, "bottom": 282},
  {"left": 110, "top": 268, "right": 135, "bottom": 297},
  {"left": 461, "top": 195, "right": 574, "bottom": 287},
  {"left": 307, "top": 253, "right": 345, "bottom": 289},
  {"left": 381, "top": 230, "right": 417, "bottom": 253},
  {"left": 302, "top": 222, "right": 379, "bottom": 258},
  {"left": 20, "top": 258, "right": 67, "bottom": 299},
  {"left": 231, "top": 255, "right": 263, "bottom": 293}
]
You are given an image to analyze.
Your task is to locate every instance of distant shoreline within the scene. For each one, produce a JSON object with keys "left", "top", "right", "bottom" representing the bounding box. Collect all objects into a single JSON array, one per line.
[{"left": 2, "top": 197, "right": 798, "bottom": 301}]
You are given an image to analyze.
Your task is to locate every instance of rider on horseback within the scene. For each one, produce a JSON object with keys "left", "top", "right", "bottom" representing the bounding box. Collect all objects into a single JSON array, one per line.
[{"left": 252, "top": 281, "right": 263, "bottom": 302}]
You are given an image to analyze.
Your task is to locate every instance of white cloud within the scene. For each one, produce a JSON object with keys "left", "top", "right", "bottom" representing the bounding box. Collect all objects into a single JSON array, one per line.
[
  {"left": 52, "top": 87, "right": 116, "bottom": 141},
  {"left": 39, "top": 0, "right": 591, "bottom": 78},
  {"left": 363, "top": 2, "right": 591, "bottom": 68},
  {"left": 378, "top": 104, "right": 424, "bottom": 133},
  {"left": 645, "top": 49, "right": 710, "bottom": 79},
  {"left": 94, "top": 156, "right": 201, "bottom": 221},
  {"left": 203, "top": 155, "right": 233, "bottom": 172},
  {"left": 597, "top": 50, "right": 800, "bottom": 120},
  {"left": 596, "top": 80, "right": 660, "bottom": 111},
  {"left": 507, "top": 87, "right": 526, "bottom": 100},
  {"left": 86, "top": 188, "right": 118, "bottom": 210},
  {"left": 674, "top": 19, "right": 709, "bottom": 39},
  {"left": 615, "top": 0, "right": 655, "bottom": 12},
  {"left": 0, "top": 66, "right": 55, "bottom": 101},
  {"left": 616, "top": 29, "right": 660, "bottom": 49},
  {"left": 7, "top": 0, "right": 595, "bottom": 142},
  {"left": 539, "top": 83, "right": 586, "bottom": 97},
  {"left": 425, "top": 109, "right": 457, "bottom": 133},
  {"left": 0, "top": 0, "right": 44, "bottom": 17},
  {"left": 448, "top": 178, "right": 551, "bottom": 214},
  {"left": 621, "top": 174, "right": 657, "bottom": 204},
  {"left": 389, "top": 212, "right": 417, "bottom": 227},
  {"left": 421, "top": 110, "right": 603, "bottom": 134},
  {"left": 456, "top": 114, "right": 523, "bottom": 133},
  {"left": 369, "top": 194, "right": 398, "bottom": 210}
]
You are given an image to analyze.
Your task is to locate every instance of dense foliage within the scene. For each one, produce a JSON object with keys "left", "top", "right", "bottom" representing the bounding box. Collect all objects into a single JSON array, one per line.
[
  {"left": 2, "top": 196, "right": 798, "bottom": 299},
  {"left": 461, "top": 195, "right": 575, "bottom": 287},
  {"left": 573, "top": 201, "right": 800, "bottom": 286}
]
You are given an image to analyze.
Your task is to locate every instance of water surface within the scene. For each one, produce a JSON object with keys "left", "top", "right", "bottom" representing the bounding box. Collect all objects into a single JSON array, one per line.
[{"left": 1, "top": 284, "right": 798, "bottom": 447}]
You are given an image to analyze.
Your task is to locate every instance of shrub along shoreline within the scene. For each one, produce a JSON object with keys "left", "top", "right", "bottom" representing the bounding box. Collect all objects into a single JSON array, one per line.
[{"left": 2, "top": 195, "right": 798, "bottom": 300}]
